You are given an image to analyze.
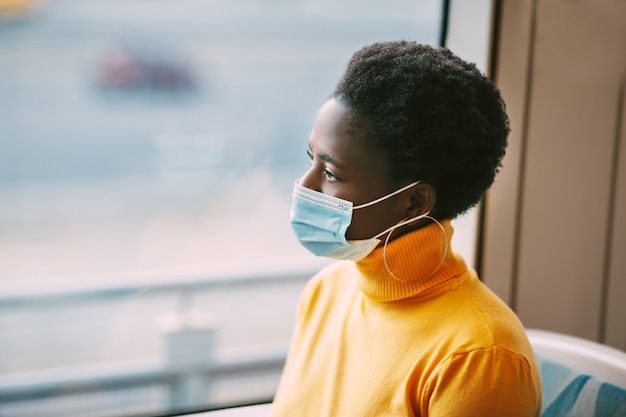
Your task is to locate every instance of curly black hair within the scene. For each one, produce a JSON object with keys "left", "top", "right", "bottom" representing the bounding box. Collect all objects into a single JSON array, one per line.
[{"left": 331, "top": 41, "right": 510, "bottom": 220}]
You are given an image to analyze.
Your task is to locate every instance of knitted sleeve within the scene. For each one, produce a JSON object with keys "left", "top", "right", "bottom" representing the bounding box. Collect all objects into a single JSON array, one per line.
[{"left": 421, "top": 346, "right": 542, "bottom": 417}]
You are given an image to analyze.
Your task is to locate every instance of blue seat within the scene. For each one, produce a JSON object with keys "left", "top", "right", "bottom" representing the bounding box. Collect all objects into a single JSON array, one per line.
[{"left": 527, "top": 329, "right": 626, "bottom": 416}]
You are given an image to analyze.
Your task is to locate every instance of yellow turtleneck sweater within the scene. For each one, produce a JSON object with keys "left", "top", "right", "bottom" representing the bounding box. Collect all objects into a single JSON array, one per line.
[{"left": 271, "top": 220, "right": 542, "bottom": 417}]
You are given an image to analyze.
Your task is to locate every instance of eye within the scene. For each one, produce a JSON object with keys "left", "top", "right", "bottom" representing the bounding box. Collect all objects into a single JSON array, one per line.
[
  {"left": 323, "top": 169, "right": 339, "bottom": 182},
  {"left": 306, "top": 148, "right": 340, "bottom": 182}
]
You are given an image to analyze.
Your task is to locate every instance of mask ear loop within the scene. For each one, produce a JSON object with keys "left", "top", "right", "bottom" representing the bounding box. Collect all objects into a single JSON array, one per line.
[{"left": 382, "top": 215, "right": 448, "bottom": 282}]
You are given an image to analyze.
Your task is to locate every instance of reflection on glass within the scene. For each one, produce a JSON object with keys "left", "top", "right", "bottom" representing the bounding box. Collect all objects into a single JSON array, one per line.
[{"left": 0, "top": 1, "right": 442, "bottom": 415}]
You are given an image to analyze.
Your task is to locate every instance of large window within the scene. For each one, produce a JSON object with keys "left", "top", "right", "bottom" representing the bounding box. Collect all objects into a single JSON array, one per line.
[{"left": 0, "top": 1, "right": 443, "bottom": 416}]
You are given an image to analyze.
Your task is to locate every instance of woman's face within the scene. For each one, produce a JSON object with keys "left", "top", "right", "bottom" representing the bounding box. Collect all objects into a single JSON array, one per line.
[{"left": 300, "top": 98, "right": 415, "bottom": 241}]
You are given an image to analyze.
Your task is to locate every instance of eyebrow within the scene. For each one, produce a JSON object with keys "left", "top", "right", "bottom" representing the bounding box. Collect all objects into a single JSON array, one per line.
[{"left": 308, "top": 145, "right": 346, "bottom": 169}]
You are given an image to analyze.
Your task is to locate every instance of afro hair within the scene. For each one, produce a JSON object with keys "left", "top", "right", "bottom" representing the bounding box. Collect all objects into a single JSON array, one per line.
[{"left": 332, "top": 41, "right": 510, "bottom": 220}]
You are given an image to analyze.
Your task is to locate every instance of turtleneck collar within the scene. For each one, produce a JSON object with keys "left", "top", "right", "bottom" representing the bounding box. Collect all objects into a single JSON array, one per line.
[{"left": 355, "top": 219, "right": 468, "bottom": 302}]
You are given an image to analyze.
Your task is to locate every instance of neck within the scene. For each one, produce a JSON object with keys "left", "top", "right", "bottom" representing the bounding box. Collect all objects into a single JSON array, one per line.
[{"left": 355, "top": 219, "right": 468, "bottom": 302}]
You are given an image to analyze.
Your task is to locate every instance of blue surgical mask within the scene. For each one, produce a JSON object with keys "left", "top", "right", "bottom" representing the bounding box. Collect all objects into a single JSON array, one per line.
[{"left": 290, "top": 180, "right": 423, "bottom": 261}]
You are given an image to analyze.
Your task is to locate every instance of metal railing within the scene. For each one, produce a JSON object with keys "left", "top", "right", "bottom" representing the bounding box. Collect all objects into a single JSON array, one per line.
[
  {"left": 0, "top": 258, "right": 329, "bottom": 306},
  {"left": 0, "top": 334, "right": 286, "bottom": 411},
  {"left": 0, "top": 258, "right": 329, "bottom": 416}
]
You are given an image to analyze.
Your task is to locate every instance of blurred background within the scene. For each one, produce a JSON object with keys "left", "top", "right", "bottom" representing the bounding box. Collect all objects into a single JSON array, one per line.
[
  {"left": 0, "top": 1, "right": 447, "bottom": 416},
  {"left": 0, "top": 0, "right": 443, "bottom": 280}
]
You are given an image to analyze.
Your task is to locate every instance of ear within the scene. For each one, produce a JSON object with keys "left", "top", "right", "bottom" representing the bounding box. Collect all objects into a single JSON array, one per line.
[{"left": 405, "top": 182, "right": 436, "bottom": 218}]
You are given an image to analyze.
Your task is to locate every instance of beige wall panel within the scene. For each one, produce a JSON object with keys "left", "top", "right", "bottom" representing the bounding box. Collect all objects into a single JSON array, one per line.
[
  {"left": 514, "top": 0, "right": 626, "bottom": 340},
  {"left": 605, "top": 80, "right": 626, "bottom": 350},
  {"left": 481, "top": 0, "right": 534, "bottom": 306}
]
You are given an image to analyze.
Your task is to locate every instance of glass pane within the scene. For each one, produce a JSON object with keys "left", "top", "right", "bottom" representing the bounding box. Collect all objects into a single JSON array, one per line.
[{"left": 0, "top": 1, "right": 443, "bottom": 415}]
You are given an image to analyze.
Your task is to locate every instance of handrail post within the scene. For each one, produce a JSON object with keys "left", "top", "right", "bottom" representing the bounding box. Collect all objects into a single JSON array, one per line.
[{"left": 158, "top": 310, "right": 218, "bottom": 411}]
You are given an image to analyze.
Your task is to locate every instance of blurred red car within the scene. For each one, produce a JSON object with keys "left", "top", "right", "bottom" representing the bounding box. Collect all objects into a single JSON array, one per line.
[{"left": 98, "top": 48, "right": 194, "bottom": 91}]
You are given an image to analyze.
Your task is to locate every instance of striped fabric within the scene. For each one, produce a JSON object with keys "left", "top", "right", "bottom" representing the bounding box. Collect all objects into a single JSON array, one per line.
[{"left": 537, "top": 354, "right": 626, "bottom": 417}]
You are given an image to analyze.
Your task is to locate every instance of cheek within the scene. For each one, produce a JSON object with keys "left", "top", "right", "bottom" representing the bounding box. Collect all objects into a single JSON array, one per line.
[{"left": 346, "top": 201, "right": 404, "bottom": 240}]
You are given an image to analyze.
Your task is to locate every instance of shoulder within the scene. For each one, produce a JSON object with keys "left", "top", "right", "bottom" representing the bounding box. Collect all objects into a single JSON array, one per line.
[
  {"left": 418, "top": 272, "right": 542, "bottom": 415},
  {"left": 425, "top": 270, "right": 532, "bottom": 354},
  {"left": 456, "top": 271, "right": 534, "bottom": 353},
  {"left": 424, "top": 345, "right": 542, "bottom": 417}
]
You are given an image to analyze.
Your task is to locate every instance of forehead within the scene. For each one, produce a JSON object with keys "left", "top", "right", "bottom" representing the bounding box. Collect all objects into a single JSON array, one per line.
[{"left": 310, "top": 98, "right": 392, "bottom": 182}]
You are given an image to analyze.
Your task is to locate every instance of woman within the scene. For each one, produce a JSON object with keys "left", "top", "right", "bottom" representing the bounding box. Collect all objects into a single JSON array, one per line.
[{"left": 272, "top": 41, "right": 542, "bottom": 417}]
